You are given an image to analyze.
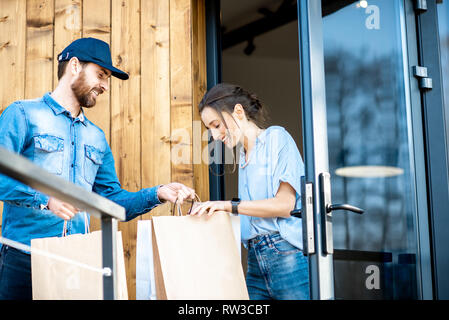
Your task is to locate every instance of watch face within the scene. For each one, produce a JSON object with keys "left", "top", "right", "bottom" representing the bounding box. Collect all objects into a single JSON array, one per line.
[{"left": 231, "top": 198, "right": 240, "bottom": 203}]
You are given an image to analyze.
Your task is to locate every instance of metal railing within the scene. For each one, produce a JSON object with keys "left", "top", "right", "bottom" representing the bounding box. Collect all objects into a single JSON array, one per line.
[{"left": 0, "top": 146, "right": 125, "bottom": 300}]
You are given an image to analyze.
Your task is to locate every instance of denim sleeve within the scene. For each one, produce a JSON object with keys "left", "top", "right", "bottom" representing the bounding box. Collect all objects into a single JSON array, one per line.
[
  {"left": 0, "top": 102, "right": 50, "bottom": 209},
  {"left": 92, "top": 143, "right": 162, "bottom": 221}
]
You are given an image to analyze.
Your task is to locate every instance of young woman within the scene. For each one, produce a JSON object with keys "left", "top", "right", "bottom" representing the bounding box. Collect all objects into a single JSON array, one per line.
[{"left": 190, "top": 83, "right": 309, "bottom": 300}]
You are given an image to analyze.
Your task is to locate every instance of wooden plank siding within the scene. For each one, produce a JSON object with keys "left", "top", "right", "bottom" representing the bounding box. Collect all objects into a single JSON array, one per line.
[
  {"left": 82, "top": 0, "right": 111, "bottom": 233},
  {"left": 0, "top": 0, "right": 27, "bottom": 236},
  {"left": 25, "top": 0, "right": 54, "bottom": 98},
  {"left": 111, "top": 0, "right": 142, "bottom": 299},
  {"left": 0, "top": 0, "right": 209, "bottom": 299},
  {"left": 140, "top": 0, "right": 171, "bottom": 218},
  {"left": 53, "top": 0, "right": 82, "bottom": 90}
]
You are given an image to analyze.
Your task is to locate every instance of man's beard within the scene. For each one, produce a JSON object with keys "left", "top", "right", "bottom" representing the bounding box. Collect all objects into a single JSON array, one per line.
[{"left": 71, "top": 70, "right": 102, "bottom": 108}]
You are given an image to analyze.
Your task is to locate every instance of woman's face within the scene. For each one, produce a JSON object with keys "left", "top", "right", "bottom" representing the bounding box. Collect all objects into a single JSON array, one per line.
[{"left": 201, "top": 106, "right": 242, "bottom": 148}]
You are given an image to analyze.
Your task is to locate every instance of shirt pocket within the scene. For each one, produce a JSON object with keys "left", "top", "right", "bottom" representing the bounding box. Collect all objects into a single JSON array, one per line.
[
  {"left": 84, "top": 144, "right": 103, "bottom": 185},
  {"left": 33, "top": 134, "right": 64, "bottom": 175}
]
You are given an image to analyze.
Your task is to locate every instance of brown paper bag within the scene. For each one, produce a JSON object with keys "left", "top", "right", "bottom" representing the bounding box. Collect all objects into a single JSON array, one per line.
[
  {"left": 31, "top": 230, "right": 128, "bottom": 300},
  {"left": 152, "top": 212, "right": 249, "bottom": 300}
]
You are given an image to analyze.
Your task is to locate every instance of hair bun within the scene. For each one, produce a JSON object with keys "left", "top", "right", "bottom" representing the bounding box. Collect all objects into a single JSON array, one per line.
[
  {"left": 249, "top": 94, "right": 262, "bottom": 110},
  {"left": 234, "top": 86, "right": 244, "bottom": 96}
]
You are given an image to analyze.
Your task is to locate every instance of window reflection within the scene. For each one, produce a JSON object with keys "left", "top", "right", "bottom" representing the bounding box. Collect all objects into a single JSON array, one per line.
[{"left": 323, "top": 0, "right": 419, "bottom": 299}]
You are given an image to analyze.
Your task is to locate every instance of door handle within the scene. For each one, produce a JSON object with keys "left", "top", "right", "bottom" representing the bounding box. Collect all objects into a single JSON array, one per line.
[
  {"left": 326, "top": 204, "right": 364, "bottom": 214},
  {"left": 320, "top": 172, "right": 365, "bottom": 255},
  {"left": 290, "top": 209, "right": 302, "bottom": 218},
  {"left": 295, "top": 202, "right": 365, "bottom": 217}
]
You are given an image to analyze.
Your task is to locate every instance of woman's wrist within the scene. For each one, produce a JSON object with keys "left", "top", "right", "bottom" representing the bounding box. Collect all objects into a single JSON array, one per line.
[{"left": 225, "top": 200, "right": 233, "bottom": 212}]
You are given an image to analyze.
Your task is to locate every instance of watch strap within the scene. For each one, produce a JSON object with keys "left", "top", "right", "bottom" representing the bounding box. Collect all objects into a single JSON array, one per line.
[{"left": 231, "top": 198, "right": 240, "bottom": 215}]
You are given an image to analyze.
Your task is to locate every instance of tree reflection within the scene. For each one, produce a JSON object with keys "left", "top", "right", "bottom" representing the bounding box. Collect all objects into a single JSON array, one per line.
[{"left": 324, "top": 47, "right": 415, "bottom": 255}]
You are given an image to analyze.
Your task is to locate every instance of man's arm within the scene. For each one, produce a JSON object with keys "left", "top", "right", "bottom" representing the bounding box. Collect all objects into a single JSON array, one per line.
[
  {"left": 92, "top": 144, "right": 195, "bottom": 221},
  {"left": 0, "top": 102, "right": 50, "bottom": 209}
]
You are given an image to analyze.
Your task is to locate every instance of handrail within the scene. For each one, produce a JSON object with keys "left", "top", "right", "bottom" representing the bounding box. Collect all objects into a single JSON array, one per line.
[
  {"left": 0, "top": 146, "right": 125, "bottom": 220},
  {"left": 0, "top": 146, "right": 125, "bottom": 300}
]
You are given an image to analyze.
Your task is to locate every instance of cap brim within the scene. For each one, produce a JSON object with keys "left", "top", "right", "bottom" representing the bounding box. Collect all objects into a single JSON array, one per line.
[{"left": 96, "top": 61, "right": 129, "bottom": 80}]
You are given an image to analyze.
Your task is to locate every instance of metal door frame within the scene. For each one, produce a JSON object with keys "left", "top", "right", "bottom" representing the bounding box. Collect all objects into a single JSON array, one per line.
[
  {"left": 205, "top": 0, "right": 225, "bottom": 201},
  {"left": 297, "top": 0, "right": 435, "bottom": 300},
  {"left": 415, "top": 0, "right": 449, "bottom": 300},
  {"left": 297, "top": 0, "right": 334, "bottom": 300}
]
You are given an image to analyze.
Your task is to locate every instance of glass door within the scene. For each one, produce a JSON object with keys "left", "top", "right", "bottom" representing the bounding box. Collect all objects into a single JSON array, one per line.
[{"left": 298, "top": 0, "right": 432, "bottom": 299}]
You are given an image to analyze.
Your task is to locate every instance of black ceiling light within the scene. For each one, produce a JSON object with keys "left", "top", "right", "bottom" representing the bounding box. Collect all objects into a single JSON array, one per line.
[{"left": 244, "top": 38, "right": 256, "bottom": 56}]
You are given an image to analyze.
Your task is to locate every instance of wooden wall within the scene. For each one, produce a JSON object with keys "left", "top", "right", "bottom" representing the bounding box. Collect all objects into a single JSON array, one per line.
[{"left": 0, "top": 0, "right": 209, "bottom": 299}]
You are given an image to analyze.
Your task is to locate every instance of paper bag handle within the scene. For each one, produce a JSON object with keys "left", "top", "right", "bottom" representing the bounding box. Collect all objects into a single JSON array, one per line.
[
  {"left": 171, "top": 193, "right": 201, "bottom": 216},
  {"left": 62, "top": 211, "right": 90, "bottom": 237}
]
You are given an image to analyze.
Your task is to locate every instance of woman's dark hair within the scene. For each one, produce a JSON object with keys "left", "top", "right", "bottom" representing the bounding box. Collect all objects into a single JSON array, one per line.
[
  {"left": 198, "top": 83, "right": 268, "bottom": 130},
  {"left": 199, "top": 83, "right": 269, "bottom": 175}
]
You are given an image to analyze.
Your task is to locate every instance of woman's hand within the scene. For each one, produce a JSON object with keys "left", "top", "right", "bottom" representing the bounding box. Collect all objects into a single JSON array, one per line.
[
  {"left": 189, "top": 200, "right": 231, "bottom": 217},
  {"left": 190, "top": 182, "right": 296, "bottom": 218}
]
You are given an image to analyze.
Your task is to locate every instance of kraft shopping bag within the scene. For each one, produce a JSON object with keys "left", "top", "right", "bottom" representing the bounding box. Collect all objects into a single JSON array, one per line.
[
  {"left": 31, "top": 225, "right": 128, "bottom": 300},
  {"left": 151, "top": 211, "right": 248, "bottom": 300},
  {"left": 136, "top": 214, "right": 241, "bottom": 300}
]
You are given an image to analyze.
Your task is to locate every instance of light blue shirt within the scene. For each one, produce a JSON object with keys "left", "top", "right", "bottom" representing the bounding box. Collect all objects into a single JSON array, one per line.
[{"left": 238, "top": 126, "right": 304, "bottom": 250}]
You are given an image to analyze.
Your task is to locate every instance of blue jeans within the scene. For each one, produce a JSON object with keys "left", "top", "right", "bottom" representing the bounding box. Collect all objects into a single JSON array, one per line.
[
  {"left": 0, "top": 245, "right": 32, "bottom": 300},
  {"left": 246, "top": 232, "right": 310, "bottom": 300}
]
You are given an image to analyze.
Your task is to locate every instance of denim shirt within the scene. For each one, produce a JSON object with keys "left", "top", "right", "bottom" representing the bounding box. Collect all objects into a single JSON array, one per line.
[
  {"left": 239, "top": 126, "right": 304, "bottom": 250},
  {"left": 0, "top": 93, "right": 162, "bottom": 247}
]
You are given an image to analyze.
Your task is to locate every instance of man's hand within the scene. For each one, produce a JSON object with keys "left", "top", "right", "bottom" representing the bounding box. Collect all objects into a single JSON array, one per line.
[
  {"left": 47, "top": 197, "right": 80, "bottom": 221},
  {"left": 157, "top": 182, "right": 196, "bottom": 204}
]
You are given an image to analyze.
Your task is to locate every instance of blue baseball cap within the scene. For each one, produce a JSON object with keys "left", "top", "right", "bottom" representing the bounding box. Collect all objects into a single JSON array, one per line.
[{"left": 57, "top": 37, "right": 129, "bottom": 80}]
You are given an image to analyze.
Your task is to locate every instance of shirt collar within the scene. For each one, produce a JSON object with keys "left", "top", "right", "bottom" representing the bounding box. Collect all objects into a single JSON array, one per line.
[
  {"left": 43, "top": 92, "right": 87, "bottom": 126},
  {"left": 256, "top": 128, "right": 268, "bottom": 145},
  {"left": 238, "top": 128, "right": 268, "bottom": 166},
  {"left": 77, "top": 110, "right": 86, "bottom": 123},
  {"left": 43, "top": 92, "right": 65, "bottom": 115}
]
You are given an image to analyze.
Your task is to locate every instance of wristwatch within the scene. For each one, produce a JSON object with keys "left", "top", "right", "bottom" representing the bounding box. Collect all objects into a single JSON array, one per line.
[{"left": 231, "top": 198, "right": 241, "bottom": 215}]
